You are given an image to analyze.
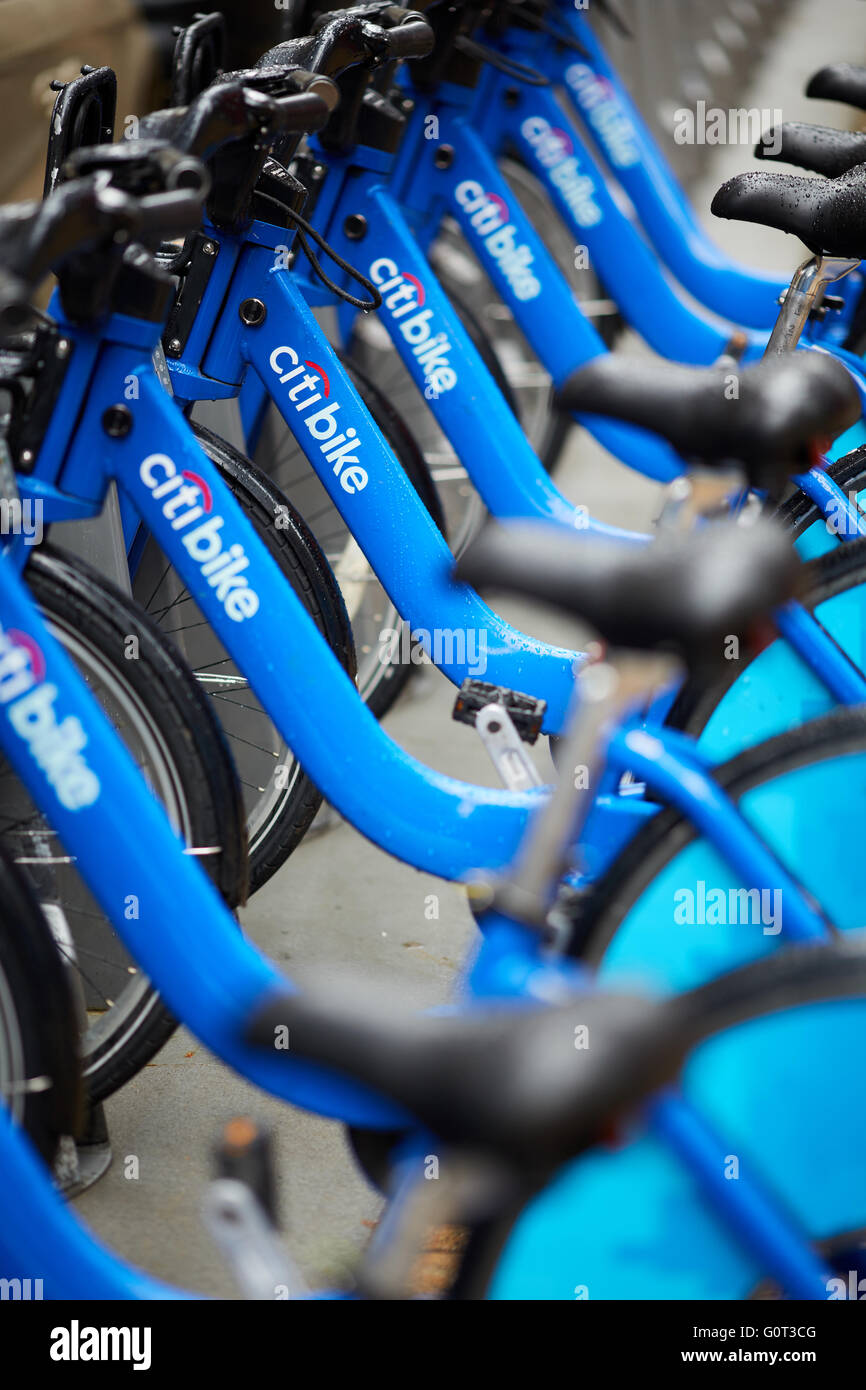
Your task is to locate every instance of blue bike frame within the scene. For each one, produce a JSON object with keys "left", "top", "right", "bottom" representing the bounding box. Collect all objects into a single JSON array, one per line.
[
  {"left": 13, "top": 293, "right": 848, "bottom": 902},
  {"left": 0, "top": 559, "right": 840, "bottom": 1300},
  {"left": 0, "top": 348, "right": 845, "bottom": 1300},
  {"left": 541, "top": 2, "right": 865, "bottom": 337}
]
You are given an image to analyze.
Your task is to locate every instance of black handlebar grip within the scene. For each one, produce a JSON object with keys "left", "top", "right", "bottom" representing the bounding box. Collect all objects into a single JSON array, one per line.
[
  {"left": 385, "top": 18, "right": 435, "bottom": 62},
  {"left": 270, "top": 89, "right": 335, "bottom": 135},
  {"left": 806, "top": 62, "right": 866, "bottom": 112},
  {"left": 0, "top": 267, "right": 32, "bottom": 334},
  {"left": 136, "top": 187, "right": 209, "bottom": 241}
]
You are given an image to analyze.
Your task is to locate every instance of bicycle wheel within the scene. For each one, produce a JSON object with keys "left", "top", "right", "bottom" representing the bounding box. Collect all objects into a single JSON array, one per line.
[
  {"left": 484, "top": 713, "right": 866, "bottom": 1297},
  {"left": 569, "top": 707, "right": 866, "bottom": 982},
  {"left": 0, "top": 544, "right": 247, "bottom": 1104},
  {"left": 666, "top": 536, "right": 866, "bottom": 758},
  {"left": 779, "top": 445, "right": 866, "bottom": 559},
  {"left": 0, "top": 838, "right": 83, "bottom": 1163},
  {"left": 252, "top": 353, "right": 446, "bottom": 721},
  {"left": 483, "top": 964, "right": 866, "bottom": 1299},
  {"left": 133, "top": 421, "right": 357, "bottom": 892}
]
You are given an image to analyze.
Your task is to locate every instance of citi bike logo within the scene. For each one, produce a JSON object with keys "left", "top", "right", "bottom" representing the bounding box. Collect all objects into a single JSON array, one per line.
[
  {"left": 454, "top": 184, "right": 543, "bottom": 301},
  {"left": 519, "top": 119, "right": 603, "bottom": 230},
  {"left": 0, "top": 621, "right": 100, "bottom": 810},
  {"left": 269, "top": 347, "right": 369, "bottom": 492},
  {"left": 139, "top": 455, "right": 261, "bottom": 621},
  {"left": 368, "top": 261, "right": 458, "bottom": 398},
  {"left": 563, "top": 63, "right": 640, "bottom": 169}
]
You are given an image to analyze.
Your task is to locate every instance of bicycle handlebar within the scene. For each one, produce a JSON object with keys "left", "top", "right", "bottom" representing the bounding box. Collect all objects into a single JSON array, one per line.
[
  {"left": 259, "top": 7, "right": 434, "bottom": 78},
  {"left": 143, "top": 76, "right": 337, "bottom": 164},
  {"left": 0, "top": 170, "right": 210, "bottom": 326}
]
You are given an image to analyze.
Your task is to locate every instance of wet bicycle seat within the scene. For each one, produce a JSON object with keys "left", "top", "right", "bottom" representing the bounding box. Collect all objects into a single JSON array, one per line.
[
  {"left": 557, "top": 352, "right": 860, "bottom": 490},
  {"left": 755, "top": 121, "right": 866, "bottom": 179},
  {"left": 806, "top": 61, "right": 866, "bottom": 112},
  {"left": 711, "top": 162, "right": 866, "bottom": 259},
  {"left": 244, "top": 938, "right": 866, "bottom": 1174},
  {"left": 246, "top": 984, "right": 683, "bottom": 1171},
  {"left": 454, "top": 520, "right": 800, "bottom": 669}
]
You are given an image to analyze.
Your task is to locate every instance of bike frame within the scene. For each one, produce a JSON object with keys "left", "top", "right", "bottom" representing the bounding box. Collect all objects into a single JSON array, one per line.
[
  {"left": 386, "top": 53, "right": 866, "bottom": 435},
  {"left": 0, "top": 278, "right": 848, "bottom": 1317},
  {"left": 10, "top": 298, "right": 844, "bottom": 904},
  {"left": 540, "top": 2, "right": 865, "bottom": 337},
  {"left": 0, "top": 491, "right": 840, "bottom": 1297}
]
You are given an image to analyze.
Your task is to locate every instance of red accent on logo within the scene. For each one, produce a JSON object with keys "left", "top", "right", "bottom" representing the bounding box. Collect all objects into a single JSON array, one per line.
[
  {"left": 305, "top": 361, "right": 330, "bottom": 397},
  {"left": 485, "top": 193, "right": 510, "bottom": 224},
  {"left": 8, "top": 630, "right": 46, "bottom": 683},
  {"left": 402, "top": 273, "right": 426, "bottom": 307},
  {"left": 551, "top": 127, "right": 574, "bottom": 157},
  {"left": 181, "top": 471, "right": 213, "bottom": 513}
]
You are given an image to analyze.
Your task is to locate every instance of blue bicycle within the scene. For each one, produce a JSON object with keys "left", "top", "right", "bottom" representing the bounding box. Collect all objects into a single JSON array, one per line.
[{"left": 8, "top": 15, "right": 866, "bottom": 1100}]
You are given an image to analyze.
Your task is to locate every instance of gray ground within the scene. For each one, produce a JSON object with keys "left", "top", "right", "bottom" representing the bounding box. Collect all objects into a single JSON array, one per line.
[{"left": 72, "top": 0, "right": 866, "bottom": 1298}]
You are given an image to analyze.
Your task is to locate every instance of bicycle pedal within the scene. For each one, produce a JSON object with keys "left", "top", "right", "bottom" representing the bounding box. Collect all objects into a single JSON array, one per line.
[
  {"left": 214, "top": 1116, "right": 277, "bottom": 1223},
  {"left": 452, "top": 680, "right": 546, "bottom": 745}
]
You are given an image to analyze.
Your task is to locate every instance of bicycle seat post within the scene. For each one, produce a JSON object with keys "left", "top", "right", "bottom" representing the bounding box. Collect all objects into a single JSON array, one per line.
[
  {"left": 765, "top": 253, "right": 860, "bottom": 356},
  {"left": 495, "top": 651, "right": 680, "bottom": 929}
]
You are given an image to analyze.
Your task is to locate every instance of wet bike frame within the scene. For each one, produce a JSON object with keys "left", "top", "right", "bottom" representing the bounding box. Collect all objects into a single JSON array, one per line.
[
  {"left": 10, "top": 288, "right": 851, "bottom": 893},
  {"left": 0, "top": 518, "right": 850, "bottom": 1298},
  {"left": 533, "top": 1, "right": 865, "bottom": 336},
  {"left": 181, "top": 147, "right": 866, "bottom": 727},
  {"left": 1, "top": 5, "right": 863, "bottom": 1306}
]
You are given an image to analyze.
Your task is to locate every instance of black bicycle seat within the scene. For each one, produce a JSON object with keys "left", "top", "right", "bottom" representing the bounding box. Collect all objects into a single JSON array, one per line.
[
  {"left": 244, "top": 937, "right": 866, "bottom": 1175},
  {"left": 755, "top": 121, "right": 866, "bottom": 179},
  {"left": 558, "top": 353, "right": 860, "bottom": 490},
  {"left": 454, "top": 520, "right": 801, "bottom": 669},
  {"left": 806, "top": 61, "right": 866, "bottom": 112},
  {"left": 711, "top": 163, "right": 866, "bottom": 259},
  {"left": 246, "top": 985, "right": 683, "bottom": 1171}
]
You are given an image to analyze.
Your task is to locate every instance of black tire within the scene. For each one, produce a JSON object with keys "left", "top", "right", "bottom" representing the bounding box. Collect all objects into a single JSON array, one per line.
[
  {"left": 253, "top": 354, "right": 446, "bottom": 723},
  {"left": 774, "top": 445, "right": 866, "bottom": 541},
  {"left": 565, "top": 708, "right": 866, "bottom": 964},
  {"left": 667, "top": 531, "right": 866, "bottom": 737},
  {"left": 0, "top": 544, "right": 247, "bottom": 1104},
  {"left": 0, "top": 845, "right": 83, "bottom": 1163},
  {"left": 134, "top": 421, "right": 357, "bottom": 893}
]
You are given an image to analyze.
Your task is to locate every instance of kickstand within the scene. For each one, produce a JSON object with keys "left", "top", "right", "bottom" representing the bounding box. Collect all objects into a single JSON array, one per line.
[{"left": 55, "top": 1097, "right": 112, "bottom": 1197}]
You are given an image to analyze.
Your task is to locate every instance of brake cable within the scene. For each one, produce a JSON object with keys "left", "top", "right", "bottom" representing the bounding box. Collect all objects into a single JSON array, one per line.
[
  {"left": 453, "top": 34, "right": 550, "bottom": 86},
  {"left": 501, "top": 0, "right": 590, "bottom": 55},
  {"left": 280, "top": 200, "right": 382, "bottom": 311}
]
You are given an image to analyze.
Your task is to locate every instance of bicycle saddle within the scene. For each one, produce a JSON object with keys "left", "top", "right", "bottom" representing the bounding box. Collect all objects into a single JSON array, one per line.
[
  {"left": 454, "top": 520, "right": 800, "bottom": 668},
  {"left": 244, "top": 938, "right": 866, "bottom": 1173},
  {"left": 755, "top": 121, "right": 866, "bottom": 179},
  {"left": 246, "top": 985, "right": 684, "bottom": 1171},
  {"left": 806, "top": 61, "right": 866, "bottom": 112},
  {"left": 558, "top": 353, "right": 860, "bottom": 489},
  {"left": 711, "top": 163, "right": 866, "bottom": 259}
]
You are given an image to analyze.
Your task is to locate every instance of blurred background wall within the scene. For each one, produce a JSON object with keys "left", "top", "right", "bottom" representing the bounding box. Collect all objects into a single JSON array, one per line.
[{"left": 0, "top": 0, "right": 806, "bottom": 202}]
